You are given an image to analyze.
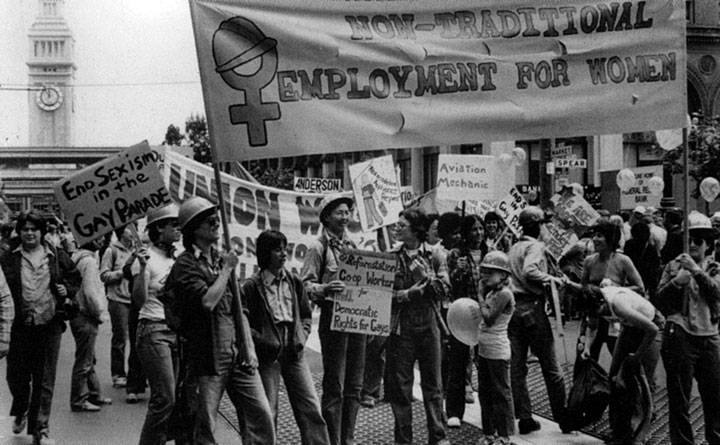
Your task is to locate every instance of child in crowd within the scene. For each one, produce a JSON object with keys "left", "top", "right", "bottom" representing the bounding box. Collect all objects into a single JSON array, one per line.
[{"left": 476, "top": 251, "right": 516, "bottom": 445}]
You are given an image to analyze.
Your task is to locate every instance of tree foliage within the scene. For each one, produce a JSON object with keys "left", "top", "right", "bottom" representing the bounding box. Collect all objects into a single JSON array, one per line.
[
  {"left": 185, "top": 114, "right": 212, "bottom": 164},
  {"left": 248, "top": 161, "right": 295, "bottom": 190},
  {"left": 663, "top": 115, "right": 720, "bottom": 199},
  {"left": 163, "top": 124, "right": 183, "bottom": 146}
]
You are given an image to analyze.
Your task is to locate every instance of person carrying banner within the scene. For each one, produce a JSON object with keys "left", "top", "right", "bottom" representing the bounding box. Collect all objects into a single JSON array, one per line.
[
  {"left": 386, "top": 208, "right": 450, "bottom": 445},
  {"left": 2, "top": 210, "right": 79, "bottom": 445},
  {"left": 69, "top": 236, "right": 112, "bottom": 413},
  {"left": 166, "top": 197, "right": 274, "bottom": 445},
  {"left": 242, "top": 230, "right": 330, "bottom": 444},
  {"left": 133, "top": 204, "right": 181, "bottom": 445},
  {"left": 656, "top": 211, "right": 720, "bottom": 445},
  {"left": 301, "top": 193, "right": 364, "bottom": 445},
  {"left": 507, "top": 206, "right": 570, "bottom": 434}
]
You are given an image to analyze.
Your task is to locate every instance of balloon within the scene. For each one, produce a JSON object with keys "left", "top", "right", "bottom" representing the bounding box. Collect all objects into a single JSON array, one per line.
[
  {"left": 498, "top": 153, "right": 515, "bottom": 170},
  {"left": 512, "top": 147, "right": 527, "bottom": 164},
  {"left": 446, "top": 298, "right": 482, "bottom": 346},
  {"left": 655, "top": 128, "right": 682, "bottom": 151},
  {"left": 616, "top": 169, "right": 636, "bottom": 192},
  {"left": 700, "top": 177, "right": 720, "bottom": 202},
  {"left": 647, "top": 176, "right": 664, "bottom": 196}
]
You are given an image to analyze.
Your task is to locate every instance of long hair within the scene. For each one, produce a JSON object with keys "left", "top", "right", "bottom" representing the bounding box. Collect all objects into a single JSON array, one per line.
[{"left": 399, "top": 208, "right": 428, "bottom": 243}]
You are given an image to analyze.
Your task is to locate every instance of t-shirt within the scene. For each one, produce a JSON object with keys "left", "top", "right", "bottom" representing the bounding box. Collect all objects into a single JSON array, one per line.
[
  {"left": 477, "top": 286, "right": 515, "bottom": 360},
  {"left": 138, "top": 246, "right": 175, "bottom": 321}
]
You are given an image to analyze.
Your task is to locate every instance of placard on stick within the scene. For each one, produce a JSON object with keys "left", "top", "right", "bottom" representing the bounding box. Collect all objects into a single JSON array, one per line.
[
  {"left": 54, "top": 141, "right": 171, "bottom": 246},
  {"left": 349, "top": 155, "right": 403, "bottom": 232},
  {"left": 496, "top": 187, "right": 528, "bottom": 236},
  {"left": 331, "top": 249, "right": 397, "bottom": 336}
]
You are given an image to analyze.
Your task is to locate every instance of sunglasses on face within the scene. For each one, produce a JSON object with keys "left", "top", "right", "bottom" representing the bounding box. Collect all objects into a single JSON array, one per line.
[
  {"left": 202, "top": 216, "right": 220, "bottom": 226},
  {"left": 690, "top": 236, "right": 707, "bottom": 246}
]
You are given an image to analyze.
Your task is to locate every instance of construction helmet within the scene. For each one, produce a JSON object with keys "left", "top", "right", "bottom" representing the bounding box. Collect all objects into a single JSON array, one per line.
[
  {"left": 319, "top": 192, "right": 354, "bottom": 223},
  {"left": 146, "top": 203, "right": 179, "bottom": 227},
  {"left": 178, "top": 197, "right": 217, "bottom": 231},
  {"left": 446, "top": 298, "right": 482, "bottom": 346},
  {"left": 479, "top": 251, "right": 511, "bottom": 274}
]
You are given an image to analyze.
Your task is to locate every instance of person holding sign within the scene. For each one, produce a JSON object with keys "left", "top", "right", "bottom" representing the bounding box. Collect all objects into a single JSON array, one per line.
[
  {"left": 507, "top": 206, "right": 570, "bottom": 435},
  {"left": 2, "top": 210, "right": 79, "bottom": 445},
  {"left": 241, "top": 230, "right": 330, "bottom": 444},
  {"left": 301, "top": 194, "right": 364, "bottom": 445},
  {"left": 386, "top": 208, "right": 450, "bottom": 445},
  {"left": 166, "top": 197, "right": 274, "bottom": 445}
]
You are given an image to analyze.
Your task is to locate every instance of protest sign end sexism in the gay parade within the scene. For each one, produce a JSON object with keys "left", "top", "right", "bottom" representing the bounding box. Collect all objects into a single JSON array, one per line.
[
  {"left": 54, "top": 141, "right": 171, "bottom": 246},
  {"left": 190, "top": 0, "right": 686, "bottom": 161}
]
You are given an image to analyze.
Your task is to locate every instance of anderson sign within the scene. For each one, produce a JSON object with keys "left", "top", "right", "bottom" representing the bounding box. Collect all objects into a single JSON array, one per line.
[{"left": 190, "top": 0, "right": 686, "bottom": 161}]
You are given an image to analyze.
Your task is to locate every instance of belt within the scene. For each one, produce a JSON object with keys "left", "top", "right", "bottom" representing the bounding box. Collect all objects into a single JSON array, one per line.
[{"left": 138, "top": 318, "right": 166, "bottom": 325}]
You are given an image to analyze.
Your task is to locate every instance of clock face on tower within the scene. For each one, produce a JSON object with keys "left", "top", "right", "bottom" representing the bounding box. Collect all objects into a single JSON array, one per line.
[{"left": 36, "top": 86, "right": 63, "bottom": 111}]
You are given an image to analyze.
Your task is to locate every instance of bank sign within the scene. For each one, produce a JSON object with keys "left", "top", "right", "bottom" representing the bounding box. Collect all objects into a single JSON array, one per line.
[{"left": 189, "top": 0, "right": 686, "bottom": 161}]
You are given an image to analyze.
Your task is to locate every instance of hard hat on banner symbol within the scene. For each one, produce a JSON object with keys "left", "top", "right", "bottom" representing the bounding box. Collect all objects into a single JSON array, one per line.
[
  {"left": 700, "top": 177, "right": 720, "bottom": 202},
  {"left": 447, "top": 298, "right": 482, "bottom": 346},
  {"left": 647, "top": 176, "right": 665, "bottom": 196},
  {"left": 616, "top": 169, "right": 636, "bottom": 192}
]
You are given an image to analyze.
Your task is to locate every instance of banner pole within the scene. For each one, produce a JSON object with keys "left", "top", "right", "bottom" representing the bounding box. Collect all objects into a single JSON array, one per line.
[
  {"left": 683, "top": 127, "right": 689, "bottom": 254},
  {"left": 212, "top": 162, "right": 254, "bottom": 366}
]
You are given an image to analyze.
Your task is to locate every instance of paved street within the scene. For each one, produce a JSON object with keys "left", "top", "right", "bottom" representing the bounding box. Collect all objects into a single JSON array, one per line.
[{"left": 0, "top": 314, "right": 605, "bottom": 444}]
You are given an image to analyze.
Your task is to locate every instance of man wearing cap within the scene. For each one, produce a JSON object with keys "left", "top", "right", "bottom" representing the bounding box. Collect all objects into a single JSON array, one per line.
[
  {"left": 507, "top": 206, "right": 569, "bottom": 434},
  {"left": 166, "top": 197, "right": 274, "bottom": 445},
  {"left": 301, "top": 193, "right": 364, "bottom": 445},
  {"left": 657, "top": 211, "right": 720, "bottom": 445},
  {"left": 133, "top": 204, "right": 182, "bottom": 445}
]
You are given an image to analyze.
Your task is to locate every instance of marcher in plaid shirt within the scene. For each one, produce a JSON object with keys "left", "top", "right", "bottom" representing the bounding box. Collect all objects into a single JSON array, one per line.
[
  {"left": 445, "top": 215, "right": 489, "bottom": 428},
  {"left": 386, "top": 208, "right": 451, "bottom": 445}
]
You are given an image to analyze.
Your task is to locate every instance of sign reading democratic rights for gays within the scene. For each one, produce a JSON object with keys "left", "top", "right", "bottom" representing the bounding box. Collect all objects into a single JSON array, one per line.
[
  {"left": 54, "top": 142, "right": 171, "bottom": 246},
  {"left": 331, "top": 249, "right": 397, "bottom": 336},
  {"left": 189, "top": 0, "right": 686, "bottom": 161}
]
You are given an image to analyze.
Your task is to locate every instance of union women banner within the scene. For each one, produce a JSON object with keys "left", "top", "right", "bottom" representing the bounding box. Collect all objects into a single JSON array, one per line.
[{"left": 189, "top": 0, "right": 686, "bottom": 161}]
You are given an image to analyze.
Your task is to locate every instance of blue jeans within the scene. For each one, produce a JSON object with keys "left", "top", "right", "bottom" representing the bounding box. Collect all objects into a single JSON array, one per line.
[
  {"left": 259, "top": 347, "right": 330, "bottom": 445},
  {"left": 386, "top": 306, "right": 447, "bottom": 445},
  {"left": 476, "top": 356, "right": 514, "bottom": 438},
  {"left": 318, "top": 302, "right": 366, "bottom": 445},
  {"left": 361, "top": 334, "right": 386, "bottom": 401},
  {"left": 194, "top": 353, "right": 275, "bottom": 445},
  {"left": 445, "top": 334, "right": 470, "bottom": 420},
  {"left": 7, "top": 320, "right": 63, "bottom": 437},
  {"left": 70, "top": 314, "right": 101, "bottom": 407},
  {"left": 108, "top": 300, "right": 130, "bottom": 379},
  {"left": 662, "top": 323, "right": 720, "bottom": 445},
  {"left": 509, "top": 298, "right": 566, "bottom": 423},
  {"left": 137, "top": 320, "right": 177, "bottom": 445}
]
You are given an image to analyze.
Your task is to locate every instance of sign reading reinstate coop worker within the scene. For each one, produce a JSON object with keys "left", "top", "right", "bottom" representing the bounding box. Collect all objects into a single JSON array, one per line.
[
  {"left": 293, "top": 177, "right": 342, "bottom": 194},
  {"left": 54, "top": 141, "right": 171, "bottom": 246},
  {"left": 331, "top": 249, "right": 397, "bottom": 336}
]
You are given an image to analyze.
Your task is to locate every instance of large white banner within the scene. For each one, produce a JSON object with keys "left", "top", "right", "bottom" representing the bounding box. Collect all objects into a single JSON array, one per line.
[
  {"left": 163, "top": 151, "right": 378, "bottom": 279},
  {"left": 189, "top": 0, "right": 687, "bottom": 161}
]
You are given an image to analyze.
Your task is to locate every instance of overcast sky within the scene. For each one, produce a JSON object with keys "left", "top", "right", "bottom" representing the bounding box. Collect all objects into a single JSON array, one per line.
[{"left": 0, "top": 0, "right": 205, "bottom": 147}]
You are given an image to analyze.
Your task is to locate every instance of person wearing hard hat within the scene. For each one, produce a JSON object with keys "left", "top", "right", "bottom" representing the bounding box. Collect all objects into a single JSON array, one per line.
[
  {"left": 385, "top": 208, "right": 450, "bottom": 445},
  {"left": 507, "top": 206, "right": 571, "bottom": 434},
  {"left": 476, "top": 251, "right": 516, "bottom": 445},
  {"left": 657, "top": 211, "right": 720, "bottom": 445},
  {"left": 132, "top": 204, "right": 183, "bottom": 444},
  {"left": 165, "top": 197, "right": 274, "bottom": 445},
  {"left": 300, "top": 193, "right": 364, "bottom": 445}
]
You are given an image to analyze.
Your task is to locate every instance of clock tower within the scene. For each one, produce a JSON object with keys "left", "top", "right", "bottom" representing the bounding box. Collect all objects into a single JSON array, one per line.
[{"left": 27, "top": 0, "right": 75, "bottom": 146}]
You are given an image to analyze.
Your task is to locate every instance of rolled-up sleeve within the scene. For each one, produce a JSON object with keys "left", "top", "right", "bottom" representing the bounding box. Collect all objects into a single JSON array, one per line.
[{"left": 301, "top": 240, "right": 326, "bottom": 301}]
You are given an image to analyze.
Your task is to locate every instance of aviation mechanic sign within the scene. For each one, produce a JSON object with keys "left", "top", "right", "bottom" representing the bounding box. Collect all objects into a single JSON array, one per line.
[{"left": 189, "top": 0, "right": 686, "bottom": 161}]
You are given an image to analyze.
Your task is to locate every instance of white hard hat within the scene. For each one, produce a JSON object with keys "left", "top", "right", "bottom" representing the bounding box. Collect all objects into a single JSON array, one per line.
[{"left": 446, "top": 298, "right": 482, "bottom": 346}]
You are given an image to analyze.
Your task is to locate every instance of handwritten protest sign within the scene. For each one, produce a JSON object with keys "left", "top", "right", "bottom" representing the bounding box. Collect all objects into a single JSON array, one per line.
[
  {"left": 331, "top": 249, "right": 396, "bottom": 336},
  {"left": 436, "top": 155, "right": 515, "bottom": 206},
  {"left": 349, "top": 155, "right": 403, "bottom": 232},
  {"left": 54, "top": 142, "right": 171, "bottom": 246},
  {"left": 552, "top": 191, "right": 601, "bottom": 228},
  {"left": 496, "top": 187, "right": 528, "bottom": 236},
  {"left": 620, "top": 166, "right": 663, "bottom": 209},
  {"left": 544, "top": 220, "right": 578, "bottom": 259}
]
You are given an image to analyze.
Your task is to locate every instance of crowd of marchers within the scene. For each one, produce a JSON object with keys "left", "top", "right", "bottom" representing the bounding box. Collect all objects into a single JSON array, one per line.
[{"left": 0, "top": 195, "right": 719, "bottom": 445}]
